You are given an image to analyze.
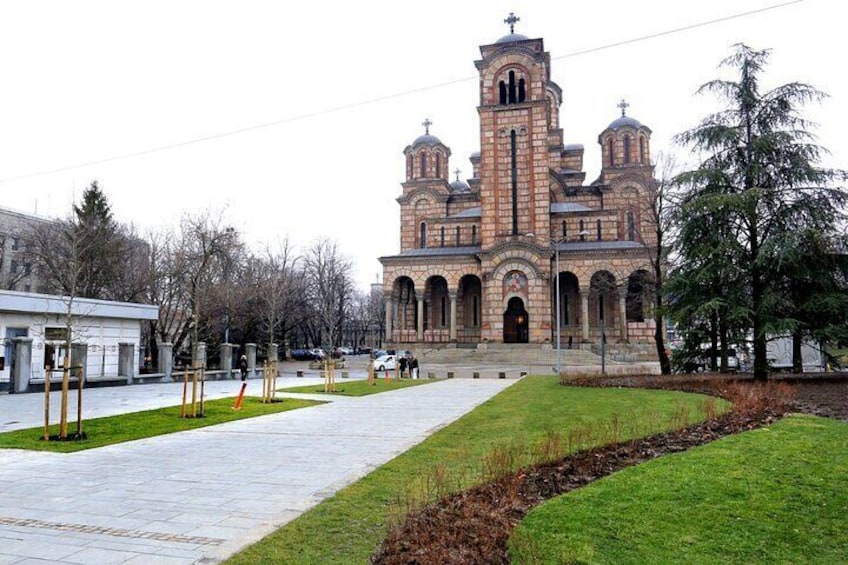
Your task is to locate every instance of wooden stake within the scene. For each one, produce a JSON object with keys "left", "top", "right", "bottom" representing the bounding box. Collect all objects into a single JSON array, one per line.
[
  {"left": 60, "top": 356, "right": 70, "bottom": 439},
  {"left": 75, "top": 364, "right": 84, "bottom": 437},
  {"left": 180, "top": 368, "right": 188, "bottom": 418},
  {"left": 43, "top": 366, "right": 51, "bottom": 441},
  {"left": 190, "top": 368, "right": 198, "bottom": 417}
]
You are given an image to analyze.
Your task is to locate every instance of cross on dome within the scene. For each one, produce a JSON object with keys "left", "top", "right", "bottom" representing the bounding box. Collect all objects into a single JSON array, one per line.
[
  {"left": 504, "top": 12, "right": 520, "bottom": 34},
  {"left": 422, "top": 118, "right": 432, "bottom": 135},
  {"left": 454, "top": 168, "right": 462, "bottom": 181},
  {"left": 618, "top": 99, "right": 630, "bottom": 117}
]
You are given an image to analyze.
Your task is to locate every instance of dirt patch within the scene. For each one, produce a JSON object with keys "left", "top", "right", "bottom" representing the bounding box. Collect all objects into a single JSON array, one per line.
[{"left": 371, "top": 375, "right": 844, "bottom": 565}]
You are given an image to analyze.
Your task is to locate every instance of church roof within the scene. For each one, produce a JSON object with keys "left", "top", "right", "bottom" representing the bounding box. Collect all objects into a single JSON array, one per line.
[
  {"left": 551, "top": 203, "right": 593, "bottom": 213},
  {"left": 451, "top": 206, "right": 482, "bottom": 218},
  {"left": 555, "top": 240, "right": 645, "bottom": 253},
  {"left": 386, "top": 246, "right": 482, "bottom": 259}
]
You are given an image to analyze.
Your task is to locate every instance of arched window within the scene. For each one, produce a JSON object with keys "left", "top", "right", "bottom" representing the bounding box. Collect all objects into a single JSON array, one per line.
[
  {"left": 407, "top": 154, "right": 412, "bottom": 178},
  {"left": 639, "top": 136, "right": 645, "bottom": 163},
  {"left": 471, "top": 225, "right": 478, "bottom": 245},
  {"left": 518, "top": 78, "right": 526, "bottom": 102},
  {"left": 499, "top": 81, "right": 507, "bottom": 105},
  {"left": 579, "top": 220, "right": 585, "bottom": 240},
  {"left": 608, "top": 138, "right": 615, "bottom": 167},
  {"left": 420, "top": 222, "right": 427, "bottom": 248},
  {"left": 596, "top": 219, "right": 602, "bottom": 241},
  {"left": 627, "top": 211, "right": 636, "bottom": 241},
  {"left": 436, "top": 152, "right": 441, "bottom": 177},
  {"left": 508, "top": 70, "right": 517, "bottom": 104},
  {"left": 623, "top": 135, "right": 631, "bottom": 164},
  {"left": 420, "top": 152, "right": 427, "bottom": 178},
  {"left": 455, "top": 226, "right": 461, "bottom": 246},
  {"left": 440, "top": 226, "right": 445, "bottom": 247},
  {"left": 562, "top": 221, "right": 567, "bottom": 239}
]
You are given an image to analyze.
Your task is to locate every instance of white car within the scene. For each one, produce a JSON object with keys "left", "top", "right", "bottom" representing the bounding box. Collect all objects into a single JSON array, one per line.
[{"left": 372, "top": 354, "right": 396, "bottom": 371}]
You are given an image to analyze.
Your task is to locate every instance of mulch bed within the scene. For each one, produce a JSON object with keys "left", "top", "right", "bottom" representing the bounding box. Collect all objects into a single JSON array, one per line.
[{"left": 371, "top": 374, "right": 847, "bottom": 565}]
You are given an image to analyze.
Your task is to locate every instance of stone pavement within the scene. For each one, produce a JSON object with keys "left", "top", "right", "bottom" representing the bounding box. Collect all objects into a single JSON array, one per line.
[{"left": 0, "top": 376, "right": 516, "bottom": 564}]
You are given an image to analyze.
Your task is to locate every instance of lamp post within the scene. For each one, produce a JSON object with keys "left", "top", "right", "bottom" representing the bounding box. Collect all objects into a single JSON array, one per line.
[{"left": 553, "top": 241, "right": 561, "bottom": 375}]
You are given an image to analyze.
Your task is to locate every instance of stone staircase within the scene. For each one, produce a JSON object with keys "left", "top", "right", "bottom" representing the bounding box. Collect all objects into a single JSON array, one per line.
[{"left": 416, "top": 343, "right": 604, "bottom": 366}]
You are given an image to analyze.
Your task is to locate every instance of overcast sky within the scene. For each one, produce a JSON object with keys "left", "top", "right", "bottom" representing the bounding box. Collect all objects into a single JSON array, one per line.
[{"left": 0, "top": 0, "right": 842, "bottom": 290}]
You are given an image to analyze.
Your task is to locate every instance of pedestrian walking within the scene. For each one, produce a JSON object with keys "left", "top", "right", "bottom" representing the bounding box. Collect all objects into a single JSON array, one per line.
[
  {"left": 399, "top": 355, "right": 408, "bottom": 378},
  {"left": 409, "top": 355, "right": 419, "bottom": 379},
  {"left": 238, "top": 354, "right": 248, "bottom": 381}
]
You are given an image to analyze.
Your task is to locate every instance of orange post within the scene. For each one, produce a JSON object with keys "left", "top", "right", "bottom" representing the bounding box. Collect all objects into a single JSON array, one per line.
[{"left": 233, "top": 382, "right": 248, "bottom": 410}]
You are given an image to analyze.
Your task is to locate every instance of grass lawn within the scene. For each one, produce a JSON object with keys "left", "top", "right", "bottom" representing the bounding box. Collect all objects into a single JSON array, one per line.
[
  {"left": 278, "top": 377, "right": 436, "bottom": 396},
  {"left": 511, "top": 414, "right": 848, "bottom": 564},
  {"left": 0, "top": 396, "right": 322, "bottom": 453},
  {"left": 226, "top": 376, "right": 726, "bottom": 564}
]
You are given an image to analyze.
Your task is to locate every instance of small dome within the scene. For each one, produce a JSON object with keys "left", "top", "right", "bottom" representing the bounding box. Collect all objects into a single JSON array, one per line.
[
  {"left": 607, "top": 115, "right": 643, "bottom": 130},
  {"left": 412, "top": 133, "right": 443, "bottom": 147},
  {"left": 495, "top": 33, "right": 529, "bottom": 44},
  {"left": 450, "top": 179, "right": 471, "bottom": 193}
]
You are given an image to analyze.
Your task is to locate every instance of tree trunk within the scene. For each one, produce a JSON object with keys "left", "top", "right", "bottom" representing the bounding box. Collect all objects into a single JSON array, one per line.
[{"left": 792, "top": 330, "right": 803, "bottom": 373}]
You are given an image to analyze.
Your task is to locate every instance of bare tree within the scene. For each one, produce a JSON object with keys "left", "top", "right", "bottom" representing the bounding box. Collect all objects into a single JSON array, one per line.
[{"left": 304, "top": 238, "right": 354, "bottom": 355}]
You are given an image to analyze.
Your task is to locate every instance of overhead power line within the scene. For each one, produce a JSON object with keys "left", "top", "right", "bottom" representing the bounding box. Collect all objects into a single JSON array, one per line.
[{"left": 0, "top": 0, "right": 803, "bottom": 185}]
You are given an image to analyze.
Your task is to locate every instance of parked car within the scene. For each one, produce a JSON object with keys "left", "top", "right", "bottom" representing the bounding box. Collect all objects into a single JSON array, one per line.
[
  {"left": 372, "top": 354, "right": 396, "bottom": 371},
  {"left": 289, "top": 349, "right": 312, "bottom": 361}
]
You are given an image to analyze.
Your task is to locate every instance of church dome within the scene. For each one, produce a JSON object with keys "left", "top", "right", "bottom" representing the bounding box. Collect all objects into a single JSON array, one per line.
[
  {"left": 412, "top": 133, "right": 443, "bottom": 147},
  {"left": 450, "top": 179, "right": 471, "bottom": 192},
  {"left": 495, "top": 32, "right": 529, "bottom": 44},
  {"left": 607, "top": 115, "right": 643, "bottom": 130}
]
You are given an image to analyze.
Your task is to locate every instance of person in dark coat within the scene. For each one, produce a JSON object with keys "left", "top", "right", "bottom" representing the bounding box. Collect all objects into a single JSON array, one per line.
[
  {"left": 238, "top": 355, "right": 248, "bottom": 381},
  {"left": 398, "top": 355, "right": 408, "bottom": 378}
]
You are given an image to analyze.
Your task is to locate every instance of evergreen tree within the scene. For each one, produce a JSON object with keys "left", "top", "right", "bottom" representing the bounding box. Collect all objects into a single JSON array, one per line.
[{"left": 674, "top": 44, "right": 846, "bottom": 380}]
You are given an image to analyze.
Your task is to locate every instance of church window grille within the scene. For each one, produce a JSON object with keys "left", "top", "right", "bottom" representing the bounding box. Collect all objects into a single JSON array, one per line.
[
  {"left": 623, "top": 135, "right": 631, "bottom": 164},
  {"left": 608, "top": 139, "right": 614, "bottom": 166},
  {"left": 499, "top": 81, "right": 507, "bottom": 105},
  {"left": 627, "top": 211, "right": 636, "bottom": 241},
  {"left": 471, "top": 225, "right": 477, "bottom": 245},
  {"left": 420, "top": 223, "right": 427, "bottom": 248},
  {"left": 579, "top": 220, "right": 585, "bottom": 240},
  {"left": 639, "top": 136, "right": 645, "bottom": 163},
  {"left": 455, "top": 226, "right": 461, "bottom": 246},
  {"left": 407, "top": 154, "right": 412, "bottom": 178},
  {"left": 596, "top": 220, "right": 602, "bottom": 241},
  {"left": 420, "top": 153, "right": 427, "bottom": 178},
  {"left": 508, "top": 71, "right": 517, "bottom": 104},
  {"left": 440, "top": 227, "right": 445, "bottom": 247},
  {"left": 562, "top": 221, "right": 567, "bottom": 239},
  {"left": 518, "top": 78, "right": 526, "bottom": 102},
  {"left": 436, "top": 153, "right": 441, "bottom": 177}
]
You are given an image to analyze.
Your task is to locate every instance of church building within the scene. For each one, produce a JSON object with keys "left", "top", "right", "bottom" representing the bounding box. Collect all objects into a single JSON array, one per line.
[{"left": 379, "top": 15, "right": 658, "bottom": 348}]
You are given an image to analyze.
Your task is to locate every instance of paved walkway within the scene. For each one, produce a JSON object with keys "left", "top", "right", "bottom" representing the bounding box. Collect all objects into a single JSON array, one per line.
[{"left": 0, "top": 377, "right": 515, "bottom": 564}]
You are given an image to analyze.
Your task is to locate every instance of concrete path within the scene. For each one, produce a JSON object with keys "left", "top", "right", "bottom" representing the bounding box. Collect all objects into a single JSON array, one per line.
[{"left": 0, "top": 377, "right": 515, "bottom": 564}]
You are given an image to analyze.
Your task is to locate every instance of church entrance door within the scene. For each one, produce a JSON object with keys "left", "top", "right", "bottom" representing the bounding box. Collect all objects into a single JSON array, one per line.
[{"left": 503, "top": 297, "right": 529, "bottom": 343}]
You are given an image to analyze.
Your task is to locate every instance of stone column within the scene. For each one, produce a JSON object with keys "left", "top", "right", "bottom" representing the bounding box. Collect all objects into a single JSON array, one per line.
[
  {"left": 158, "top": 342, "right": 173, "bottom": 381},
  {"left": 449, "top": 292, "right": 458, "bottom": 342},
  {"left": 384, "top": 298, "right": 393, "bottom": 344},
  {"left": 416, "top": 297, "right": 425, "bottom": 342},
  {"left": 618, "top": 294, "right": 628, "bottom": 342},
  {"left": 118, "top": 342, "right": 135, "bottom": 384},
  {"left": 192, "top": 342, "right": 207, "bottom": 369},
  {"left": 580, "top": 290, "right": 590, "bottom": 342},
  {"left": 245, "top": 343, "right": 257, "bottom": 378},
  {"left": 219, "top": 343, "right": 235, "bottom": 377},
  {"left": 268, "top": 343, "right": 279, "bottom": 362},
  {"left": 12, "top": 337, "right": 33, "bottom": 394}
]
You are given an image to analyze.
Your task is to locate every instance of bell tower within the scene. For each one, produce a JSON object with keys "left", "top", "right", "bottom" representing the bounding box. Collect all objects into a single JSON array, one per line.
[{"left": 476, "top": 14, "right": 553, "bottom": 248}]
